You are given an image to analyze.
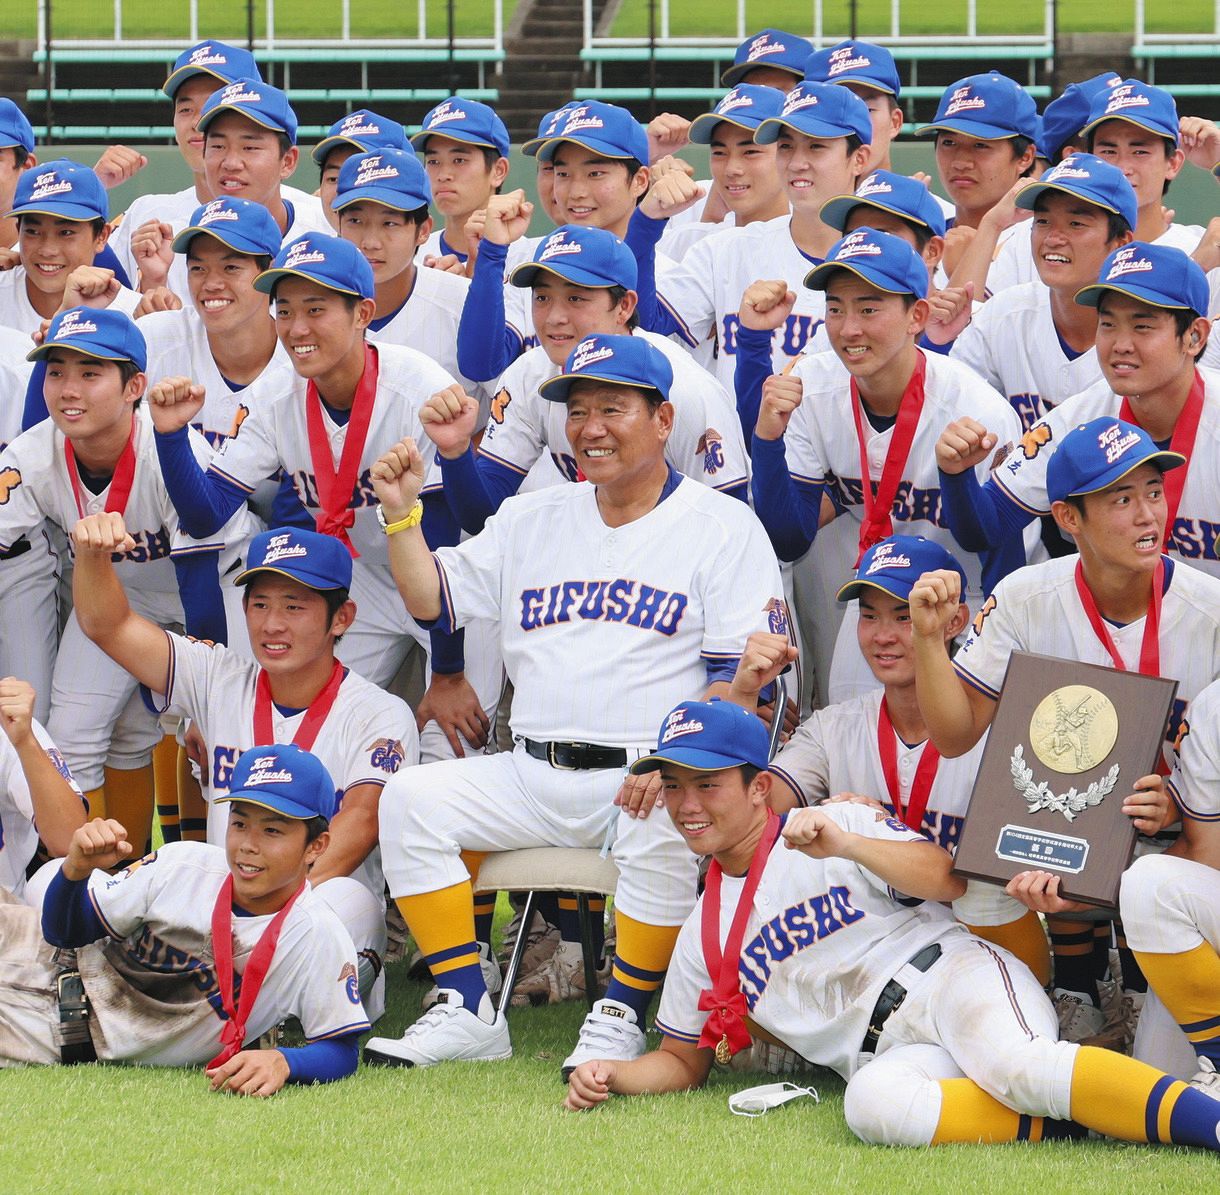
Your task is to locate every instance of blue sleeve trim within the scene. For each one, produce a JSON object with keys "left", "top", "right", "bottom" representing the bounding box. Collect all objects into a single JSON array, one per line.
[
  {"left": 42, "top": 869, "right": 108, "bottom": 947},
  {"left": 953, "top": 662, "right": 999, "bottom": 701},
  {"left": 654, "top": 1017, "right": 702, "bottom": 1044},
  {"left": 768, "top": 763, "right": 809, "bottom": 808},
  {"left": 282, "top": 1030, "right": 362, "bottom": 1083},
  {"left": 626, "top": 209, "right": 684, "bottom": 340}
]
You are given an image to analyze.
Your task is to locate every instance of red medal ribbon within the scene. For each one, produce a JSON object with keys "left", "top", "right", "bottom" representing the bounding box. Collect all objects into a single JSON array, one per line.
[
  {"left": 876, "top": 697, "right": 940, "bottom": 833},
  {"left": 304, "top": 343, "right": 379, "bottom": 558},
  {"left": 252, "top": 658, "right": 345, "bottom": 750},
  {"left": 850, "top": 350, "right": 928, "bottom": 565},
  {"left": 207, "top": 873, "right": 307, "bottom": 1069},
  {"left": 63, "top": 416, "right": 138, "bottom": 520},
  {"left": 697, "top": 812, "right": 781, "bottom": 1061},
  {"left": 1118, "top": 368, "right": 1204, "bottom": 546},
  {"left": 1073, "top": 557, "right": 1164, "bottom": 677}
]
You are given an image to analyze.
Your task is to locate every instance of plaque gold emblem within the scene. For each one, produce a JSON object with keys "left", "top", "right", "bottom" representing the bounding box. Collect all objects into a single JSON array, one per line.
[{"left": 1028, "top": 685, "right": 1118, "bottom": 775}]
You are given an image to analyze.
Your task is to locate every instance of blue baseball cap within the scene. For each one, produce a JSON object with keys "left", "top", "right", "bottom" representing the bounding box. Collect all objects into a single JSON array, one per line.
[
  {"left": 1046, "top": 417, "right": 1185, "bottom": 506},
  {"left": 721, "top": 29, "right": 812, "bottom": 87},
  {"left": 28, "top": 307, "right": 147, "bottom": 371},
  {"left": 162, "top": 40, "right": 262, "bottom": 99},
  {"left": 632, "top": 698, "right": 771, "bottom": 774},
  {"left": 198, "top": 79, "right": 298, "bottom": 143},
  {"left": 820, "top": 170, "right": 947, "bottom": 237},
  {"left": 522, "top": 103, "right": 579, "bottom": 157},
  {"left": 509, "top": 225, "right": 637, "bottom": 290},
  {"left": 1074, "top": 242, "right": 1209, "bottom": 318},
  {"left": 537, "top": 101, "right": 650, "bottom": 165},
  {"left": 1038, "top": 72, "right": 1122, "bottom": 162},
  {"left": 836, "top": 535, "right": 967, "bottom": 603},
  {"left": 806, "top": 40, "right": 901, "bottom": 98},
  {"left": 172, "top": 197, "right": 283, "bottom": 257},
  {"left": 254, "top": 233, "right": 375, "bottom": 301},
  {"left": 0, "top": 98, "right": 34, "bottom": 154},
  {"left": 1082, "top": 79, "right": 1180, "bottom": 145},
  {"left": 755, "top": 81, "right": 872, "bottom": 146},
  {"left": 7, "top": 159, "right": 108, "bottom": 221},
  {"left": 312, "top": 109, "right": 410, "bottom": 166},
  {"left": 539, "top": 334, "right": 673, "bottom": 404},
  {"left": 1015, "top": 153, "right": 1137, "bottom": 234},
  {"left": 218, "top": 744, "right": 338, "bottom": 822},
  {"left": 690, "top": 86, "right": 786, "bottom": 144},
  {"left": 916, "top": 72, "right": 1038, "bottom": 141},
  {"left": 804, "top": 228, "right": 929, "bottom": 298},
  {"left": 234, "top": 526, "right": 354, "bottom": 591},
  {"left": 332, "top": 148, "right": 431, "bottom": 214},
  {"left": 410, "top": 97, "right": 510, "bottom": 158}
]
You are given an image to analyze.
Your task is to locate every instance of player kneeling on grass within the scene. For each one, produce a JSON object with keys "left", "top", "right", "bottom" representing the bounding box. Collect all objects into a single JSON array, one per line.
[
  {"left": 0, "top": 742, "right": 370, "bottom": 1091},
  {"left": 565, "top": 698, "right": 1220, "bottom": 1148}
]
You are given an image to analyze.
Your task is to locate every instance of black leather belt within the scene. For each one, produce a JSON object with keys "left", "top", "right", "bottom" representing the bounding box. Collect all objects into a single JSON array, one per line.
[
  {"left": 861, "top": 943, "right": 942, "bottom": 1054},
  {"left": 55, "top": 970, "right": 97, "bottom": 1064},
  {"left": 0, "top": 536, "right": 32, "bottom": 562},
  {"left": 523, "top": 738, "right": 628, "bottom": 771}
]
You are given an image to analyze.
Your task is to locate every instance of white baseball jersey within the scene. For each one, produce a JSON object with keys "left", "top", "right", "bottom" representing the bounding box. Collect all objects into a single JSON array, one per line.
[
  {"left": 480, "top": 330, "right": 749, "bottom": 494},
  {"left": 79, "top": 841, "right": 369, "bottom": 1065},
  {"left": 662, "top": 214, "right": 828, "bottom": 390},
  {"left": 0, "top": 324, "right": 34, "bottom": 445},
  {"left": 431, "top": 475, "right": 786, "bottom": 746},
  {"left": 0, "top": 267, "right": 140, "bottom": 335},
  {"left": 1167, "top": 676, "right": 1220, "bottom": 824},
  {"left": 0, "top": 406, "right": 255, "bottom": 605},
  {"left": 139, "top": 305, "right": 298, "bottom": 450},
  {"left": 955, "top": 553, "right": 1220, "bottom": 765},
  {"left": 771, "top": 688, "right": 987, "bottom": 853},
  {"left": 0, "top": 722, "right": 82, "bottom": 897},
  {"left": 657, "top": 181, "right": 737, "bottom": 260},
  {"left": 951, "top": 281, "right": 1104, "bottom": 430},
  {"left": 151, "top": 632, "right": 418, "bottom": 893},
  {"left": 990, "top": 367, "right": 1220, "bottom": 577},
  {"left": 985, "top": 219, "right": 1207, "bottom": 297},
  {"left": 655, "top": 802, "right": 968, "bottom": 1079},
  {"left": 783, "top": 348, "right": 1026, "bottom": 602}
]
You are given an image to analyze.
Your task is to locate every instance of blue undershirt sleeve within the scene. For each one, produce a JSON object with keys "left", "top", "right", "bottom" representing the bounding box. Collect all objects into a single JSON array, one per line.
[
  {"left": 918, "top": 332, "right": 954, "bottom": 356},
  {"left": 438, "top": 445, "right": 518, "bottom": 535},
  {"left": 625, "top": 210, "right": 684, "bottom": 340},
  {"left": 173, "top": 551, "right": 229, "bottom": 645},
  {"left": 938, "top": 467, "right": 1033, "bottom": 552},
  {"left": 734, "top": 324, "right": 775, "bottom": 447},
  {"left": 22, "top": 361, "right": 49, "bottom": 431},
  {"left": 280, "top": 1032, "right": 360, "bottom": 1084},
  {"left": 749, "top": 434, "right": 824, "bottom": 561},
  {"left": 42, "top": 868, "right": 107, "bottom": 947},
  {"left": 93, "top": 244, "right": 132, "bottom": 289},
  {"left": 154, "top": 427, "right": 246, "bottom": 537},
  {"left": 456, "top": 240, "right": 524, "bottom": 381},
  {"left": 270, "top": 471, "right": 313, "bottom": 530}
]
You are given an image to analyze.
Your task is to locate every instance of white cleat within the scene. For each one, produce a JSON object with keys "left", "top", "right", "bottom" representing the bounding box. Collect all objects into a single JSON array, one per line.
[
  {"left": 363, "top": 991, "right": 511, "bottom": 1068},
  {"left": 1052, "top": 987, "right": 1105, "bottom": 1043},
  {"left": 562, "top": 998, "right": 645, "bottom": 1079},
  {"left": 1189, "top": 1056, "right": 1220, "bottom": 1102}
]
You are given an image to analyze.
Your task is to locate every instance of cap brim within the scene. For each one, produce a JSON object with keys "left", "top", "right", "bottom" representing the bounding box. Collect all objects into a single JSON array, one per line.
[
  {"left": 803, "top": 259, "right": 916, "bottom": 295},
  {"left": 539, "top": 373, "right": 666, "bottom": 404},
  {"left": 1081, "top": 113, "right": 1178, "bottom": 143},
  {"left": 828, "top": 75, "right": 898, "bottom": 96},
  {"left": 538, "top": 135, "right": 638, "bottom": 163},
  {"left": 834, "top": 577, "right": 915, "bottom": 603},
  {"left": 162, "top": 64, "right": 232, "bottom": 98},
  {"left": 215, "top": 791, "right": 320, "bottom": 820},
  {"left": 26, "top": 341, "right": 137, "bottom": 365},
  {"left": 253, "top": 267, "right": 366, "bottom": 298},
  {"left": 1015, "top": 179, "right": 1126, "bottom": 221},
  {"left": 409, "top": 129, "right": 506, "bottom": 155},
  {"left": 332, "top": 187, "right": 429, "bottom": 214},
  {"left": 7, "top": 203, "right": 105, "bottom": 222},
  {"left": 521, "top": 135, "right": 550, "bottom": 157},
  {"left": 915, "top": 119, "right": 1023, "bottom": 141},
  {"left": 630, "top": 747, "right": 768, "bottom": 774},
  {"left": 171, "top": 223, "right": 275, "bottom": 257},
  {"left": 311, "top": 134, "right": 367, "bottom": 165},
  {"left": 1057, "top": 450, "right": 1187, "bottom": 503},
  {"left": 755, "top": 116, "right": 858, "bottom": 145},
  {"left": 232, "top": 564, "right": 348, "bottom": 589},
  {"left": 508, "top": 260, "right": 626, "bottom": 290},
  {"left": 721, "top": 61, "right": 804, "bottom": 87},
  {"left": 819, "top": 194, "right": 934, "bottom": 233},
  {"left": 1073, "top": 280, "right": 1198, "bottom": 313},
  {"left": 688, "top": 113, "right": 764, "bottom": 144}
]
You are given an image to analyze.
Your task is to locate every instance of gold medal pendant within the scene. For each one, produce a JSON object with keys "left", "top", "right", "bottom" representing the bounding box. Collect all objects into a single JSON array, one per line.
[{"left": 715, "top": 1034, "right": 732, "bottom": 1065}]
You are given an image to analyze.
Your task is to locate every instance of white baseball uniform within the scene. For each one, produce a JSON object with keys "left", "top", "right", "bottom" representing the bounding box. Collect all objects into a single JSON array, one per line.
[
  {"left": 655, "top": 802, "right": 1074, "bottom": 1147},
  {"left": 656, "top": 182, "right": 736, "bottom": 260},
  {"left": 0, "top": 842, "right": 369, "bottom": 1067},
  {"left": 378, "top": 475, "right": 787, "bottom": 929},
  {"left": 951, "top": 281, "right": 1105, "bottom": 430},
  {"left": 0, "top": 267, "right": 140, "bottom": 334},
  {"left": 480, "top": 330, "right": 749, "bottom": 494},
  {"left": 0, "top": 406, "right": 258, "bottom": 789},
  {"left": 989, "top": 367, "right": 1220, "bottom": 578}
]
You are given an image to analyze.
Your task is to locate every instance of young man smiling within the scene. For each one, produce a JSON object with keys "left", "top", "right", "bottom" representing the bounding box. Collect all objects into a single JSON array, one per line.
[
  {"left": 0, "top": 741, "right": 370, "bottom": 1091},
  {"left": 563, "top": 696, "right": 1220, "bottom": 1154}
]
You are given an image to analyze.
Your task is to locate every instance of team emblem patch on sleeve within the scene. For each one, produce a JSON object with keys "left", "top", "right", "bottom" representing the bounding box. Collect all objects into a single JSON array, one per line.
[
  {"left": 990, "top": 441, "right": 1012, "bottom": 471},
  {"left": 368, "top": 737, "right": 406, "bottom": 773},
  {"left": 229, "top": 405, "right": 249, "bottom": 438},
  {"left": 696, "top": 428, "right": 725, "bottom": 475},
  {"left": 971, "top": 595, "right": 997, "bottom": 636},
  {"left": 764, "top": 597, "right": 790, "bottom": 636},
  {"left": 0, "top": 466, "right": 22, "bottom": 503},
  {"left": 1019, "top": 424, "right": 1052, "bottom": 460},
  {"left": 490, "top": 389, "right": 512, "bottom": 424},
  {"left": 45, "top": 746, "right": 75, "bottom": 783},
  {"left": 338, "top": 961, "right": 361, "bottom": 1004}
]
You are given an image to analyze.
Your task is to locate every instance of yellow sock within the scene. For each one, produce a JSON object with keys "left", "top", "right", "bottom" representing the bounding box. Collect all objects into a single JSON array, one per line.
[
  {"left": 609, "top": 911, "right": 681, "bottom": 996},
  {"left": 966, "top": 911, "right": 1052, "bottom": 987},
  {"left": 84, "top": 787, "right": 105, "bottom": 820},
  {"left": 152, "top": 735, "right": 180, "bottom": 844},
  {"left": 1070, "top": 1044, "right": 1192, "bottom": 1142},
  {"left": 175, "top": 747, "right": 208, "bottom": 842},
  {"left": 395, "top": 881, "right": 479, "bottom": 978},
  {"left": 102, "top": 764, "right": 155, "bottom": 855},
  {"left": 932, "top": 1078, "right": 1047, "bottom": 1144},
  {"left": 459, "top": 850, "right": 486, "bottom": 885},
  {"left": 1134, "top": 941, "right": 1220, "bottom": 1051}
]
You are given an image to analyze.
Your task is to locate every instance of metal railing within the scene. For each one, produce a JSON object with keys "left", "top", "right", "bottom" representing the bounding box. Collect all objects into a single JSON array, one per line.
[{"left": 1134, "top": 0, "right": 1220, "bottom": 43}]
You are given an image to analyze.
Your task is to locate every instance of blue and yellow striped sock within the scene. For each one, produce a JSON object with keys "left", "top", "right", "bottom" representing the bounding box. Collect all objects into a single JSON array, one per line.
[
  {"left": 602, "top": 912, "right": 680, "bottom": 1021},
  {"left": 931, "top": 1079, "right": 1085, "bottom": 1144},
  {"left": 396, "top": 880, "right": 488, "bottom": 1012},
  {"left": 1134, "top": 941, "right": 1220, "bottom": 1064}
]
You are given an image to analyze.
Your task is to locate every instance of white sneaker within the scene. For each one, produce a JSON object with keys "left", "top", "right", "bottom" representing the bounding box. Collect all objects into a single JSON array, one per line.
[
  {"left": 1053, "top": 988, "right": 1105, "bottom": 1042},
  {"left": 363, "top": 991, "right": 511, "bottom": 1068},
  {"left": 498, "top": 909, "right": 560, "bottom": 976},
  {"left": 562, "top": 998, "right": 646, "bottom": 1079},
  {"left": 1189, "top": 1056, "right": 1220, "bottom": 1102},
  {"left": 421, "top": 943, "right": 502, "bottom": 1011}
]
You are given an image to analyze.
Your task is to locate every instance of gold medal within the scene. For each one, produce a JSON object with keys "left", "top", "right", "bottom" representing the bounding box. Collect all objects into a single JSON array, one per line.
[
  {"left": 715, "top": 1034, "right": 732, "bottom": 1065},
  {"left": 1029, "top": 685, "right": 1118, "bottom": 775}
]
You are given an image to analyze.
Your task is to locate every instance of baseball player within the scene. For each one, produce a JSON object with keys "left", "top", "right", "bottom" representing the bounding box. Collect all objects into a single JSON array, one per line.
[
  {"left": 912, "top": 418, "right": 1220, "bottom": 1033},
  {"left": 563, "top": 697, "right": 1220, "bottom": 1154},
  {"left": 410, "top": 97, "right": 510, "bottom": 268},
  {"left": 719, "top": 29, "right": 810, "bottom": 92},
  {"left": 146, "top": 232, "right": 503, "bottom": 762},
  {"left": 520, "top": 103, "right": 578, "bottom": 228},
  {"left": 433, "top": 232, "right": 749, "bottom": 538},
  {"left": 312, "top": 108, "right": 410, "bottom": 233},
  {"left": 108, "top": 39, "right": 265, "bottom": 293},
  {"left": 748, "top": 228, "right": 1025, "bottom": 703},
  {"left": 0, "top": 677, "right": 85, "bottom": 903},
  {"left": 0, "top": 98, "right": 37, "bottom": 254},
  {"left": 938, "top": 244, "right": 1220, "bottom": 580},
  {"left": 0, "top": 307, "right": 256, "bottom": 853},
  {"left": 361, "top": 333, "right": 786, "bottom": 1072},
  {"left": 631, "top": 81, "right": 873, "bottom": 392},
  {"left": 71, "top": 518, "right": 416, "bottom": 1020},
  {"left": 0, "top": 742, "right": 370, "bottom": 1089}
]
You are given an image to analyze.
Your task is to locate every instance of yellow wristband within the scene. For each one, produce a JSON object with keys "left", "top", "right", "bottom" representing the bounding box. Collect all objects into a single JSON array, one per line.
[{"left": 381, "top": 501, "right": 424, "bottom": 535}]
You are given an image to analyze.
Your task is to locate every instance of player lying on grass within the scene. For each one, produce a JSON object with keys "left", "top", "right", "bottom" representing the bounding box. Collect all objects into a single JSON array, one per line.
[
  {"left": 0, "top": 743, "right": 369, "bottom": 1092},
  {"left": 564, "top": 697, "right": 1220, "bottom": 1148}
]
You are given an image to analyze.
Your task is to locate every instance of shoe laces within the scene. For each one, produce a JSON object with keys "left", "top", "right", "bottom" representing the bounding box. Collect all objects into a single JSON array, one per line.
[{"left": 575, "top": 1006, "right": 637, "bottom": 1051}]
